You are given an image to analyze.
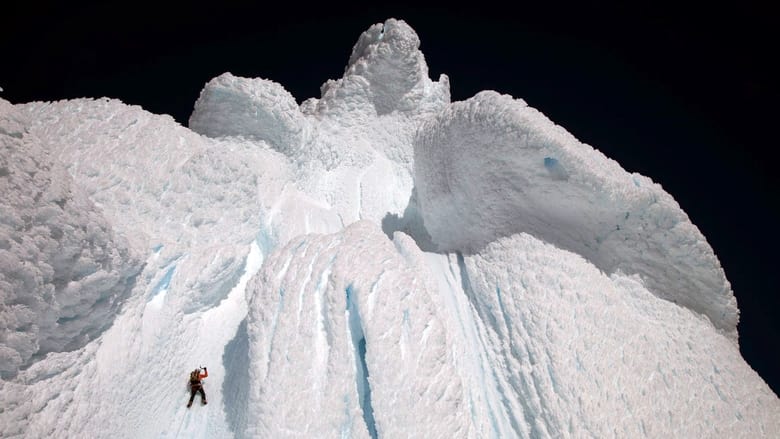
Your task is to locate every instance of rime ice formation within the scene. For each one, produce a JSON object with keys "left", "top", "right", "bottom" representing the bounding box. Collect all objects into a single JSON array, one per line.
[
  {"left": 312, "top": 19, "right": 450, "bottom": 118},
  {"left": 245, "top": 221, "right": 464, "bottom": 438},
  {"left": 0, "top": 100, "right": 143, "bottom": 377},
  {"left": 1, "top": 18, "right": 778, "bottom": 439},
  {"left": 413, "top": 90, "right": 738, "bottom": 337},
  {"left": 189, "top": 73, "right": 309, "bottom": 155}
]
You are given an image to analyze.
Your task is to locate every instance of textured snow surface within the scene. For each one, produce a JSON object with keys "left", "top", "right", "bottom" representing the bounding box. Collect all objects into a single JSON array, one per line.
[
  {"left": 414, "top": 91, "right": 738, "bottom": 338},
  {"left": 0, "top": 99, "right": 143, "bottom": 377},
  {"left": 1, "top": 18, "right": 778, "bottom": 438},
  {"left": 245, "top": 221, "right": 465, "bottom": 438},
  {"left": 189, "top": 73, "right": 309, "bottom": 156}
]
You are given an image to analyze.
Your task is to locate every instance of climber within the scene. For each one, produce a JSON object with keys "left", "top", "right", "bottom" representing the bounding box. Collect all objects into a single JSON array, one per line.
[{"left": 187, "top": 366, "right": 208, "bottom": 408}]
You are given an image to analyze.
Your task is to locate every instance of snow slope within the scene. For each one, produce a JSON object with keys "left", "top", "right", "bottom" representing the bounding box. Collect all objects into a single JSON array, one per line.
[{"left": 1, "top": 18, "right": 778, "bottom": 438}]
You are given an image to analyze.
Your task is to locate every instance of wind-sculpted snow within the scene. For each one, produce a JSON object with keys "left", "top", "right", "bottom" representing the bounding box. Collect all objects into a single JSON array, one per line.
[
  {"left": 414, "top": 91, "right": 738, "bottom": 338},
  {"left": 245, "top": 221, "right": 467, "bottom": 438},
  {"left": 188, "top": 19, "right": 448, "bottom": 172},
  {"left": 247, "top": 222, "right": 779, "bottom": 438},
  {"left": 310, "top": 18, "right": 449, "bottom": 119},
  {"left": 187, "top": 20, "right": 446, "bottom": 223},
  {"left": 1, "top": 18, "right": 778, "bottom": 439},
  {"left": 449, "top": 233, "right": 778, "bottom": 437},
  {"left": 189, "top": 73, "right": 309, "bottom": 156},
  {"left": 19, "top": 97, "right": 291, "bottom": 312},
  {"left": 0, "top": 99, "right": 143, "bottom": 377}
]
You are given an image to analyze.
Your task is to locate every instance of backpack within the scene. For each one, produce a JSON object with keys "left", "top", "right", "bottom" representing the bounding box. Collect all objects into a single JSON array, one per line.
[{"left": 190, "top": 369, "right": 201, "bottom": 384}]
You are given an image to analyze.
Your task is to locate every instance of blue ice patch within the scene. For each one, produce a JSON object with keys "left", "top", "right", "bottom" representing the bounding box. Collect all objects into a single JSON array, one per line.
[
  {"left": 544, "top": 157, "right": 569, "bottom": 180},
  {"left": 345, "top": 285, "right": 377, "bottom": 439},
  {"left": 148, "top": 265, "right": 175, "bottom": 301}
]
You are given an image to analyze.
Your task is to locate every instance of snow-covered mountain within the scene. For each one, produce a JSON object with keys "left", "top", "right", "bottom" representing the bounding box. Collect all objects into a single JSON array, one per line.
[{"left": 1, "top": 18, "right": 777, "bottom": 438}]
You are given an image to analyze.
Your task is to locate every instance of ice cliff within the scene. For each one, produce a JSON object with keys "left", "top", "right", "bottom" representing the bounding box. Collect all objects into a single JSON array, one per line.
[{"left": 0, "top": 18, "right": 777, "bottom": 438}]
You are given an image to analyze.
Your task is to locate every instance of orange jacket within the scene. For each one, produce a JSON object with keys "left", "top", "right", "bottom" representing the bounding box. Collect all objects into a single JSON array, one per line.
[{"left": 190, "top": 369, "right": 208, "bottom": 386}]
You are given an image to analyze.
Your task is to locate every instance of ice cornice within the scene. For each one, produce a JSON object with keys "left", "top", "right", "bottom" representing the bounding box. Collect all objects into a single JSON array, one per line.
[
  {"left": 189, "top": 72, "right": 308, "bottom": 155},
  {"left": 413, "top": 91, "right": 739, "bottom": 338}
]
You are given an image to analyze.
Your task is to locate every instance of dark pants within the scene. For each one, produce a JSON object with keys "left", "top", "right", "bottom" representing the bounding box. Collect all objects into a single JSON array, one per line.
[{"left": 188, "top": 384, "right": 206, "bottom": 405}]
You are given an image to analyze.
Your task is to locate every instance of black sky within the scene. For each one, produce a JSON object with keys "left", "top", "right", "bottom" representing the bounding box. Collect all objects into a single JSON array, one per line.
[{"left": 2, "top": 1, "right": 777, "bottom": 395}]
